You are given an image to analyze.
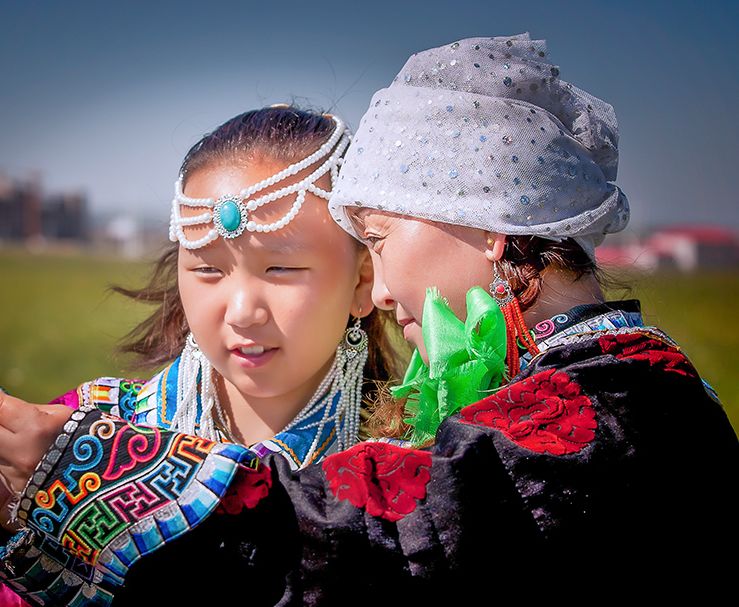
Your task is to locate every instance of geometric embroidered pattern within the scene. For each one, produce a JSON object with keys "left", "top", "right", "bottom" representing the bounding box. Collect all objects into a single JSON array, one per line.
[{"left": 22, "top": 411, "right": 259, "bottom": 588}]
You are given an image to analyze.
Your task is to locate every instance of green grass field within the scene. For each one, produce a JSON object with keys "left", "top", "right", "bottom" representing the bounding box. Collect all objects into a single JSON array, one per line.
[
  {"left": 1, "top": 248, "right": 737, "bottom": 436},
  {"left": 0, "top": 248, "right": 153, "bottom": 401}
]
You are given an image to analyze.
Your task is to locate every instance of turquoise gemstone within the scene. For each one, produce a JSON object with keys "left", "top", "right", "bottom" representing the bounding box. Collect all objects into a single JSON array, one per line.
[{"left": 219, "top": 200, "right": 241, "bottom": 232}]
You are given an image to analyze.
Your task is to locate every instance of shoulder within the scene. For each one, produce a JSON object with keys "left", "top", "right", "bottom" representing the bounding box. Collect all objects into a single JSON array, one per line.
[
  {"left": 452, "top": 324, "right": 738, "bottom": 537},
  {"left": 460, "top": 326, "right": 730, "bottom": 449}
]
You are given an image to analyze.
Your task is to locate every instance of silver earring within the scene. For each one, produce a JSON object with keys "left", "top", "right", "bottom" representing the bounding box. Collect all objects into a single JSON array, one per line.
[
  {"left": 343, "top": 315, "right": 369, "bottom": 359},
  {"left": 334, "top": 315, "right": 369, "bottom": 449},
  {"left": 278, "top": 314, "right": 370, "bottom": 464}
]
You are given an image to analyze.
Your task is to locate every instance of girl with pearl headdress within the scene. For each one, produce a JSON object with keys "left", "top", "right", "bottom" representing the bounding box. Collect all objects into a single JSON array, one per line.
[
  {"left": 1, "top": 35, "right": 737, "bottom": 603},
  {"left": 0, "top": 105, "right": 407, "bottom": 605}
]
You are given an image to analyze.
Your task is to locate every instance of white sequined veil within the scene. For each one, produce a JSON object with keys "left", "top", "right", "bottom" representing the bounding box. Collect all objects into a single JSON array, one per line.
[{"left": 329, "top": 33, "right": 630, "bottom": 259}]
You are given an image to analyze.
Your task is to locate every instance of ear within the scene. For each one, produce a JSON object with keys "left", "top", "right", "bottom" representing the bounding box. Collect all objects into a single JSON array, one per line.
[
  {"left": 484, "top": 232, "right": 507, "bottom": 262},
  {"left": 350, "top": 247, "right": 375, "bottom": 317}
]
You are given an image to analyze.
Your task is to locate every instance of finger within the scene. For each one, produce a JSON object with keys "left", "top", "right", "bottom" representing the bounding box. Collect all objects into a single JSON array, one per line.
[
  {"left": 0, "top": 427, "right": 31, "bottom": 483},
  {"left": 35, "top": 403, "right": 76, "bottom": 417},
  {"left": 0, "top": 468, "right": 16, "bottom": 497},
  {"left": 0, "top": 424, "right": 17, "bottom": 462},
  {"left": 0, "top": 461, "right": 26, "bottom": 494},
  {"left": 0, "top": 394, "right": 44, "bottom": 433},
  {"left": 33, "top": 404, "right": 75, "bottom": 413}
]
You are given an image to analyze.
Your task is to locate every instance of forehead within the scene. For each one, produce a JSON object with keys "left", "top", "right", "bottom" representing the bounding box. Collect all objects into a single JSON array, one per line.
[
  {"left": 348, "top": 207, "right": 402, "bottom": 231},
  {"left": 348, "top": 207, "right": 447, "bottom": 236}
]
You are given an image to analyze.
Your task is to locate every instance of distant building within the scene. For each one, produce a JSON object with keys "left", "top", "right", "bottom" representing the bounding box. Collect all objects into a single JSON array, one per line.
[
  {"left": 645, "top": 226, "right": 739, "bottom": 271},
  {"left": 104, "top": 215, "right": 143, "bottom": 258},
  {"left": 596, "top": 225, "right": 739, "bottom": 272},
  {"left": 0, "top": 174, "right": 88, "bottom": 243}
]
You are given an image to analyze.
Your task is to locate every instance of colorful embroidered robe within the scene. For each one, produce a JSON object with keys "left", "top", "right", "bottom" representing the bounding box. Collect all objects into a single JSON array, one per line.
[{"left": 1, "top": 300, "right": 737, "bottom": 604}]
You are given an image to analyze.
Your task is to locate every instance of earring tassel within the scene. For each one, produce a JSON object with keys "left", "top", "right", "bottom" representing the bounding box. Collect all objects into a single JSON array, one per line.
[{"left": 490, "top": 270, "right": 540, "bottom": 379}]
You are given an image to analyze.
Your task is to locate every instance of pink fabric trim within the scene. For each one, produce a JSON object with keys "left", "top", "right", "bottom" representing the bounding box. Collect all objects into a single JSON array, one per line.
[
  {"left": 0, "top": 584, "right": 31, "bottom": 606},
  {"left": 49, "top": 387, "right": 81, "bottom": 410}
]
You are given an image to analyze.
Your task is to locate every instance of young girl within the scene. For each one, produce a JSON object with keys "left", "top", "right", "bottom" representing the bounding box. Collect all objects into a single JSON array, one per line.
[
  {"left": 2, "top": 35, "right": 737, "bottom": 603},
  {"left": 0, "top": 106, "right": 404, "bottom": 605}
]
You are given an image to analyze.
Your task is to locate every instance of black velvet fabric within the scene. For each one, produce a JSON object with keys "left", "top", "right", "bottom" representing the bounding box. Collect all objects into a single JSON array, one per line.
[{"left": 113, "top": 329, "right": 739, "bottom": 604}]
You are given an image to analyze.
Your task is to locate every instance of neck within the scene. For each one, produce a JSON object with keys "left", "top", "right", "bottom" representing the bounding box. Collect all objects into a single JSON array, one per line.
[
  {"left": 521, "top": 268, "right": 605, "bottom": 327},
  {"left": 214, "top": 355, "right": 336, "bottom": 447}
]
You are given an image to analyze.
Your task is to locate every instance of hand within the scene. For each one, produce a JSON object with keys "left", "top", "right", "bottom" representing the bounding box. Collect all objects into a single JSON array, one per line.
[
  {"left": 0, "top": 469, "right": 20, "bottom": 533},
  {"left": 0, "top": 392, "right": 73, "bottom": 530}
]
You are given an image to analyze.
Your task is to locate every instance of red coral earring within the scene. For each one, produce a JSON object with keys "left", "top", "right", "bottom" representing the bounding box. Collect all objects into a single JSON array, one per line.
[{"left": 488, "top": 261, "right": 540, "bottom": 379}]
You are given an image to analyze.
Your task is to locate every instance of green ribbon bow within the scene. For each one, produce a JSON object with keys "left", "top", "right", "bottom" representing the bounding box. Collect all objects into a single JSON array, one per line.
[{"left": 391, "top": 286, "right": 507, "bottom": 447}]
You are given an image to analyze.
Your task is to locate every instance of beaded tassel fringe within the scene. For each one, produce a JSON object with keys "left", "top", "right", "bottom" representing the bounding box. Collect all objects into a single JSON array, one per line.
[
  {"left": 170, "top": 333, "right": 227, "bottom": 441},
  {"left": 281, "top": 317, "right": 369, "bottom": 465},
  {"left": 171, "top": 322, "right": 368, "bottom": 463}
]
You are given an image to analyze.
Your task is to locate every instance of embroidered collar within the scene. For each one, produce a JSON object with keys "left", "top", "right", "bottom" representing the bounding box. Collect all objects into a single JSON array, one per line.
[
  {"left": 388, "top": 294, "right": 648, "bottom": 447},
  {"left": 519, "top": 299, "right": 644, "bottom": 371},
  {"left": 132, "top": 356, "right": 342, "bottom": 471}
]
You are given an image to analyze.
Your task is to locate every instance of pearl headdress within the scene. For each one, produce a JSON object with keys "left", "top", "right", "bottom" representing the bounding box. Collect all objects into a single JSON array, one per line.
[
  {"left": 170, "top": 115, "right": 352, "bottom": 249},
  {"left": 328, "top": 34, "right": 630, "bottom": 260}
]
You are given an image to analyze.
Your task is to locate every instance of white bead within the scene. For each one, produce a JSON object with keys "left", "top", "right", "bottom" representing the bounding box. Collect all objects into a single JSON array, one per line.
[{"left": 170, "top": 117, "right": 349, "bottom": 250}]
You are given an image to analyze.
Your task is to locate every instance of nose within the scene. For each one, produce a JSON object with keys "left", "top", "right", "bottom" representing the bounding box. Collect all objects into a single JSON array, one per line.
[
  {"left": 224, "top": 284, "right": 269, "bottom": 329},
  {"left": 370, "top": 259, "right": 395, "bottom": 311}
]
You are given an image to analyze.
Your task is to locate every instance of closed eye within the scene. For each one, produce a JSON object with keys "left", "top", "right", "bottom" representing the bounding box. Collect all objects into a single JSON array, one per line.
[
  {"left": 267, "top": 267, "right": 306, "bottom": 274},
  {"left": 363, "top": 235, "right": 385, "bottom": 250},
  {"left": 193, "top": 266, "right": 222, "bottom": 275}
]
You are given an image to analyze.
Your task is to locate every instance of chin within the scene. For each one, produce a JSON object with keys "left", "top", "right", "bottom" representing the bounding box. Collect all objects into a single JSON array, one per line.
[
  {"left": 406, "top": 331, "right": 429, "bottom": 363},
  {"left": 229, "top": 377, "right": 284, "bottom": 399},
  {"left": 411, "top": 341, "right": 430, "bottom": 365}
]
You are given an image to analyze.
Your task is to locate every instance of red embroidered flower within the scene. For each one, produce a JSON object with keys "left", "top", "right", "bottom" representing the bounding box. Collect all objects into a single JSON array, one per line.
[
  {"left": 322, "top": 443, "right": 432, "bottom": 522},
  {"left": 217, "top": 463, "right": 272, "bottom": 515},
  {"left": 460, "top": 368, "right": 596, "bottom": 455},
  {"left": 599, "top": 333, "right": 697, "bottom": 378}
]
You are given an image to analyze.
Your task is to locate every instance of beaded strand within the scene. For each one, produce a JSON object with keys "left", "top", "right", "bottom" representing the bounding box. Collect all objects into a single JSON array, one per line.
[{"left": 169, "top": 115, "right": 351, "bottom": 249}]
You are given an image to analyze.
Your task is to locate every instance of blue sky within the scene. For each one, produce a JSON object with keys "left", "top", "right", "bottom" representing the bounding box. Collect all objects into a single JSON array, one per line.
[{"left": 1, "top": 0, "right": 737, "bottom": 231}]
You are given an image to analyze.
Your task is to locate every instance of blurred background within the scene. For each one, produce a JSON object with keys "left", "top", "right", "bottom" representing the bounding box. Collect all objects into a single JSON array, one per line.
[{"left": 1, "top": 0, "right": 737, "bottom": 434}]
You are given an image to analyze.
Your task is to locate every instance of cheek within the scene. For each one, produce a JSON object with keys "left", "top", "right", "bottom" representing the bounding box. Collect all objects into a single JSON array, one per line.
[
  {"left": 177, "top": 266, "right": 196, "bottom": 321},
  {"left": 273, "top": 255, "right": 358, "bottom": 336},
  {"left": 383, "top": 233, "right": 488, "bottom": 320},
  {"left": 177, "top": 269, "right": 221, "bottom": 340},
  {"left": 270, "top": 285, "right": 347, "bottom": 365},
  {"left": 379, "top": 241, "right": 431, "bottom": 314}
]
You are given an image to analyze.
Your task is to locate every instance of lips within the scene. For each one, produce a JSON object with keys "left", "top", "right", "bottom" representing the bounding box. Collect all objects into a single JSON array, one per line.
[
  {"left": 230, "top": 345, "right": 278, "bottom": 368},
  {"left": 238, "top": 345, "right": 266, "bottom": 355}
]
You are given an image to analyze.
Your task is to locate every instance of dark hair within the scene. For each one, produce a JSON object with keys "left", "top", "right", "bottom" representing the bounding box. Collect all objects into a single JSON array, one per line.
[
  {"left": 365, "top": 235, "right": 627, "bottom": 442},
  {"left": 113, "top": 106, "right": 408, "bottom": 436},
  {"left": 179, "top": 105, "right": 338, "bottom": 177}
]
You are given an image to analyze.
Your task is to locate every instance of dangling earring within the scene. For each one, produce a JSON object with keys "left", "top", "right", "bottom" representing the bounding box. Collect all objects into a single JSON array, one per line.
[
  {"left": 170, "top": 332, "right": 228, "bottom": 441},
  {"left": 280, "top": 311, "right": 370, "bottom": 463},
  {"left": 335, "top": 313, "right": 369, "bottom": 449},
  {"left": 487, "top": 255, "right": 539, "bottom": 379}
]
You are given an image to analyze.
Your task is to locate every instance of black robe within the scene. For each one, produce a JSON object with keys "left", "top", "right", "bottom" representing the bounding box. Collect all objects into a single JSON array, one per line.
[{"left": 2, "top": 301, "right": 737, "bottom": 604}]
